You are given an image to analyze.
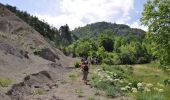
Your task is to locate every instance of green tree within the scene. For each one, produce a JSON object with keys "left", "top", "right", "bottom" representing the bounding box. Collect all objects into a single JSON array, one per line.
[
  {"left": 141, "top": 0, "right": 170, "bottom": 66},
  {"left": 98, "top": 29, "right": 114, "bottom": 52}
]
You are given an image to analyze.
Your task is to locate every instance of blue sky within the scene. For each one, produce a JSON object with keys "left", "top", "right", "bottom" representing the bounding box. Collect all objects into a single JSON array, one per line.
[{"left": 0, "top": 0, "right": 147, "bottom": 30}]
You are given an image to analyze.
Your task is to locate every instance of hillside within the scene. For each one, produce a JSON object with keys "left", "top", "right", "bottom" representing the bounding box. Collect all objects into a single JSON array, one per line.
[
  {"left": 0, "top": 4, "right": 77, "bottom": 100},
  {"left": 1, "top": 3, "right": 74, "bottom": 47},
  {"left": 72, "top": 21, "right": 145, "bottom": 39}
]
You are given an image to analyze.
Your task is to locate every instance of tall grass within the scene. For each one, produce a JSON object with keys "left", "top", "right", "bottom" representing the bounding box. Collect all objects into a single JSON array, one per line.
[{"left": 136, "top": 92, "right": 165, "bottom": 100}]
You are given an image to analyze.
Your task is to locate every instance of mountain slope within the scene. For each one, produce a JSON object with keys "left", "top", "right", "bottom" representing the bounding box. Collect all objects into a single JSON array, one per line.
[
  {"left": 0, "top": 4, "right": 65, "bottom": 61},
  {"left": 0, "top": 3, "right": 76, "bottom": 48},
  {"left": 72, "top": 21, "right": 145, "bottom": 39},
  {"left": 0, "top": 4, "right": 80, "bottom": 100}
]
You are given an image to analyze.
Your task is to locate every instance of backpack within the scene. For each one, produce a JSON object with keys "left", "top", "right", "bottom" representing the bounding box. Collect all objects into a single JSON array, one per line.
[{"left": 83, "top": 61, "right": 89, "bottom": 71}]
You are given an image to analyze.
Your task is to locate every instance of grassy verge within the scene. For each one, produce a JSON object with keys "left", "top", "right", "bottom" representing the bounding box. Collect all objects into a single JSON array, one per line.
[{"left": 89, "top": 64, "right": 170, "bottom": 99}]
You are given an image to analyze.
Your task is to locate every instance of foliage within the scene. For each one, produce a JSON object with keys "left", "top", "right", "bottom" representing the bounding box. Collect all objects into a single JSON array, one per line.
[
  {"left": 72, "top": 22, "right": 145, "bottom": 39},
  {"left": 105, "top": 86, "right": 117, "bottom": 97},
  {"left": 0, "top": 77, "right": 12, "bottom": 87},
  {"left": 164, "top": 78, "right": 170, "bottom": 85},
  {"left": 90, "top": 64, "right": 170, "bottom": 99},
  {"left": 141, "top": 0, "right": 170, "bottom": 66},
  {"left": 66, "top": 30, "right": 151, "bottom": 64},
  {"left": 59, "top": 24, "right": 73, "bottom": 46},
  {"left": 74, "top": 62, "right": 81, "bottom": 68}
]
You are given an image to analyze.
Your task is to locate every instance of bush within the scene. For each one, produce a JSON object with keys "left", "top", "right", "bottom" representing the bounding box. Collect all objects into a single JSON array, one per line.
[
  {"left": 93, "top": 79, "right": 109, "bottom": 90},
  {"left": 0, "top": 77, "right": 12, "bottom": 87},
  {"left": 136, "top": 57, "right": 149, "bottom": 64},
  {"left": 131, "top": 80, "right": 138, "bottom": 88},
  {"left": 164, "top": 78, "right": 170, "bottom": 85},
  {"left": 105, "top": 86, "right": 117, "bottom": 97},
  {"left": 102, "top": 53, "right": 121, "bottom": 65},
  {"left": 74, "top": 62, "right": 81, "bottom": 68},
  {"left": 102, "top": 57, "right": 114, "bottom": 65}
]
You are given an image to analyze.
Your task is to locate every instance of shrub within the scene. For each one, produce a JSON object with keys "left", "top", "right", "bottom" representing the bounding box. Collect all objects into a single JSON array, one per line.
[
  {"left": 74, "top": 62, "right": 81, "bottom": 68},
  {"left": 105, "top": 86, "right": 117, "bottom": 97},
  {"left": 131, "top": 81, "right": 138, "bottom": 88},
  {"left": 164, "top": 78, "right": 170, "bottom": 85},
  {"left": 103, "top": 57, "right": 114, "bottom": 65},
  {"left": 0, "top": 77, "right": 12, "bottom": 87},
  {"left": 136, "top": 57, "right": 149, "bottom": 64},
  {"left": 93, "top": 79, "right": 109, "bottom": 90},
  {"left": 102, "top": 53, "right": 121, "bottom": 65}
]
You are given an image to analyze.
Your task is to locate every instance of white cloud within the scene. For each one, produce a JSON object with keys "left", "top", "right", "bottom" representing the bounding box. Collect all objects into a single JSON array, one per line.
[
  {"left": 34, "top": 0, "right": 134, "bottom": 30},
  {"left": 130, "top": 20, "right": 148, "bottom": 31}
]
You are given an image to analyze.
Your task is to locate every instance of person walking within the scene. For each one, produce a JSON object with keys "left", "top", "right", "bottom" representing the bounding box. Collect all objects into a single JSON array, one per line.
[{"left": 81, "top": 58, "right": 89, "bottom": 85}]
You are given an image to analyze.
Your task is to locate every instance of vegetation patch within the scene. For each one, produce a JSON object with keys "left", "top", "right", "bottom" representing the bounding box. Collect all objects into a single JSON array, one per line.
[
  {"left": 33, "top": 88, "right": 44, "bottom": 95},
  {"left": 74, "top": 61, "right": 81, "bottom": 68},
  {"left": 87, "top": 96, "right": 95, "bottom": 100},
  {"left": 0, "top": 77, "right": 12, "bottom": 87},
  {"left": 75, "top": 88, "right": 84, "bottom": 97},
  {"left": 68, "top": 71, "right": 77, "bottom": 84},
  {"left": 89, "top": 64, "right": 170, "bottom": 99}
]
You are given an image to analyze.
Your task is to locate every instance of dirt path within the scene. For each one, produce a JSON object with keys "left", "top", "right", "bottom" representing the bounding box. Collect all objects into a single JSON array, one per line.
[
  {"left": 47, "top": 68, "right": 132, "bottom": 100},
  {"left": 2, "top": 57, "right": 132, "bottom": 100}
]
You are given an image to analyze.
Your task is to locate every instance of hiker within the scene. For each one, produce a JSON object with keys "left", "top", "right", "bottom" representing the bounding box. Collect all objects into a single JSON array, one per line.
[{"left": 81, "top": 58, "right": 89, "bottom": 84}]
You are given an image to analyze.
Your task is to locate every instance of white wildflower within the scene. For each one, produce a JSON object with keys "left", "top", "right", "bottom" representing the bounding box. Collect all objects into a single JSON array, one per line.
[
  {"left": 108, "top": 78, "right": 113, "bottom": 81},
  {"left": 146, "top": 83, "right": 153, "bottom": 88},
  {"left": 125, "top": 86, "right": 130, "bottom": 89},
  {"left": 107, "top": 75, "right": 111, "bottom": 79},
  {"left": 158, "top": 89, "right": 164, "bottom": 92},
  {"left": 154, "top": 87, "right": 159, "bottom": 91},
  {"left": 121, "top": 87, "right": 127, "bottom": 91},
  {"left": 157, "top": 83, "right": 164, "bottom": 87},
  {"left": 114, "top": 79, "right": 120, "bottom": 81},
  {"left": 144, "top": 87, "right": 151, "bottom": 92},
  {"left": 137, "top": 83, "right": 143, "bottom": 87},
  {"left": 132, "top": 88, "right": 137, "bottom": 93},
  {"left": 114, "top": 73, "right": 117, "bottom": 76},
  {"left": 128, "top": 83, "right": 132, "bottom": 86}
]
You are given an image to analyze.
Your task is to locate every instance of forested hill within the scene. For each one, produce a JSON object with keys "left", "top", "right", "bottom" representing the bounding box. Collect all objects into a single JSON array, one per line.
[{"left": 72, "top": 22, "right": 146, "bottom": 39}]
